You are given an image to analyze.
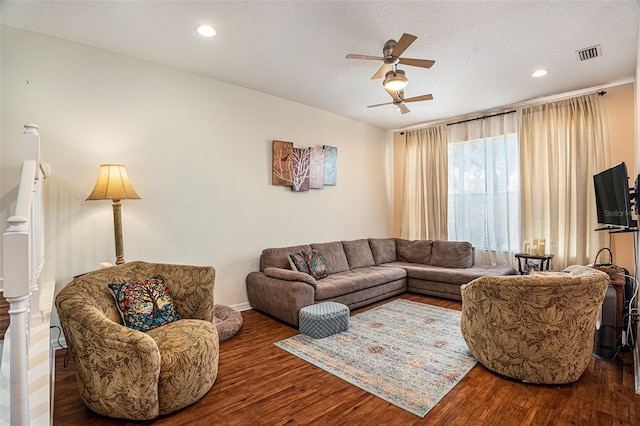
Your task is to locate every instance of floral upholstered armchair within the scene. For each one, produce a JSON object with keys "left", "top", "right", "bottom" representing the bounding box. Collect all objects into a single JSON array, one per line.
[
  {"left": 55, "top": 261, "right": 219, "bottom": 420},
  {"left": 460, "top": 265, "right": 609, "bottom": 384}
]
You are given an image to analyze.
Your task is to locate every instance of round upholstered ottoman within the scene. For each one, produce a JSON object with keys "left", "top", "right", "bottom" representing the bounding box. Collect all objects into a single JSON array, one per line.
[
  {"left": 299, "top": 302, "right": 350, "bottom": 339},
  {"left": 214, "top": 304, "right": 243, "bottom": 342}
]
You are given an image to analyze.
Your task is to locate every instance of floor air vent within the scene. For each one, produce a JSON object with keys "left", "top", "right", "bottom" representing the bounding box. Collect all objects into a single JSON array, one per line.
[{"left": 576, "top": 45, "right": 601, "bottom": 61}]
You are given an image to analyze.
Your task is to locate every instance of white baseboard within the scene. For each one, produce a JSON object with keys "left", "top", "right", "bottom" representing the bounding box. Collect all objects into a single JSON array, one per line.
[{"left": 231, "top": 302, "right": 252, "bottom": 312}]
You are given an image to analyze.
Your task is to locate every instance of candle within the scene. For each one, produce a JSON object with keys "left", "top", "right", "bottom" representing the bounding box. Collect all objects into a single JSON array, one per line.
[
  {"left": 537, "top": 239, "right": 546, "bottom": 256},
  {"left": 523, "top": 241, "right": 530, "bottom": 253}
]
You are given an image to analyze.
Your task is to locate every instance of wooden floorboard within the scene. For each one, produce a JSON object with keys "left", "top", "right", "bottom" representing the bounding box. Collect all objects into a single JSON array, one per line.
[
  {"left": 0, "top": 292, "right": 9, "bottom": 339},
  {"left": 53, "top": 293, "right": 640, "bottom": 425}
]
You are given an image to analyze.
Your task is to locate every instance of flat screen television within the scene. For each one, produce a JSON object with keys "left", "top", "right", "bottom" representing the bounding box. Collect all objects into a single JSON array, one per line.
[{"left": 593, "top": 162, "right": 636, "bottom": 228}]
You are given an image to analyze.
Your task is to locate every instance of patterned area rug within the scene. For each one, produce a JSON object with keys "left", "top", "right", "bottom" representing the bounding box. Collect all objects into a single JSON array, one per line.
[{"left": 274, "top": 299, "right": 477, "bottom": 417}]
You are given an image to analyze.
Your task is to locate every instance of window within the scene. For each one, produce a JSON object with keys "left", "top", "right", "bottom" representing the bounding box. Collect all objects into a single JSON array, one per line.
[{"left": 447, "top": 118, "right": 519, "bottom": 262}]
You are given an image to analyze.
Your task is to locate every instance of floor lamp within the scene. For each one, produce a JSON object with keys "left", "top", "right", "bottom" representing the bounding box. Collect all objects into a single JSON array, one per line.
[{"left": 86, "top": 164, "right": 141, "bottom": 265}]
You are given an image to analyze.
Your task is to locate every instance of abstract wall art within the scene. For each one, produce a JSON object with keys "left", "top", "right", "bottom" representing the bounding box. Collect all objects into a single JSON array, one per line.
[
  {"left": 292, "top": 147, "right": 311, "bottom": 192},
  {"left": 272, "top": 140, "right": 294, "bottom": 186},
  {"left": 323, "top": 145, "right": 337, "bottom": 186},
  {"left": 272, "top": 140, "right": 337, "bottom": 192},
  {"left": 309, "top": 147, "right": 325, "bottom": 189}
]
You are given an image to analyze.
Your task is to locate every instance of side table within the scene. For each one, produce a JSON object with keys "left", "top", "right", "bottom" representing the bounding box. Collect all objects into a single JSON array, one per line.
[{"left": 515, "top": 253, "right": 554, "bottom": 274}]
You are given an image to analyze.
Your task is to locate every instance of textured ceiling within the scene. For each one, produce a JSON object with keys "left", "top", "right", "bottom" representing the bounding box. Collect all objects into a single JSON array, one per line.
[{"left": 1, "top": 1, "right": 639, "bottom": 130}]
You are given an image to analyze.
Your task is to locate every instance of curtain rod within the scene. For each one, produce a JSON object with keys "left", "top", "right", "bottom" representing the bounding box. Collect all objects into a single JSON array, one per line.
[
  {"left": 444, "top": 91, "right": 607, "bottom": 127},
  {"left": 446, "top": 110, "right": 516, "bottom": 126},
  {"left": 397, "top": 84, "right": 616, "bottom": 133}
]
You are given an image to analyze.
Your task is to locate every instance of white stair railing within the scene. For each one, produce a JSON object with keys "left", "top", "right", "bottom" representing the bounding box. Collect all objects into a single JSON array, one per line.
[{"left": 1, "top": 124, "right": 51, "bottom": 426}]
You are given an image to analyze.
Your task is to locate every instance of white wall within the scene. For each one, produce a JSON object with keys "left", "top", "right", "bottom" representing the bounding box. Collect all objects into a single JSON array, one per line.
[{"left": 0, "top": 26, "right": 392, "bottom": 306}]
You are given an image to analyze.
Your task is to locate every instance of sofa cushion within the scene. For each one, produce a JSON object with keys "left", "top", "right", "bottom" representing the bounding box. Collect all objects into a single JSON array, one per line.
[
  {"left": 387, "top": 262, "right": 515, "bottom": 285},
  {"left": 260, "top": 244, "right": 312, "bottom": 271},
  {"left": 342, "top": 239, "right": 376, "bottom": 269},
  {"left": 430, "top": 240, "right": 473, "bottom": 268},
  {"left": 311, "top": 241, "right": 350, "bottom": 274},
  {"left": 368, "top": 238, "right": 397, "bottom": 265},
  {"left": 314, "top": 266, "right": 407, "bottom": 300},
  {"left": 396, "top": 239, "right": 433, "bottom": 264}
]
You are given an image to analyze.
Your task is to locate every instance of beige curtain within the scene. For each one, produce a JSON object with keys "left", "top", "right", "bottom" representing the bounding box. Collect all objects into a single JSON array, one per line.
[
  {"left": 401, "top": 125, "right": 448, "bottom": 240},
  {"left": 520, "top": 94, "right": 608, "bottom": 269}
]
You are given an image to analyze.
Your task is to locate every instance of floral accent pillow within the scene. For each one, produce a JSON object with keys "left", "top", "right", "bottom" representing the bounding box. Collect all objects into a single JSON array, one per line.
[
  {"left": 108, "top": 275, "right": 181, "bottom": 332},
  {"left": 288, "top": 252, "right": 310, "bottom": 274},
  {"left": 304, "top": 249, "right": 328, "bottom": 280}
]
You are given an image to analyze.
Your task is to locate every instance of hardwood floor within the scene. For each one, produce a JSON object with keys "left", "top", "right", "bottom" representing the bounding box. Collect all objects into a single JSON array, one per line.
[
  {"left": 0, "top": 293, "right": 9, "bottom": 339},
  {"left": 53, "top": 294, "right": 639, "bottom": 425}
]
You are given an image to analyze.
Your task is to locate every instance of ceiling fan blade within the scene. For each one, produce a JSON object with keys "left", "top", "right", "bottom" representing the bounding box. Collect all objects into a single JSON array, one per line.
[
  {"left": 404, "top": 94, "right": 434, "bottom": 103},
  {"left": 398, "top": 103, "right": 411, "bottom": 114},
  {"left": 385, "top": 88, "right": 402, "bottom": 101},
  {"left": 367, "top": 101, "right": 394, "bottom": 108},
  {"left": 398, "top": 57, "right": 435, "bottom": 69},
  {"left": 391, "top": 33, "right": 417, "bottom": 57},
  {"left": 346, "top": 53, "right": 385, "bottom": 61},
  {"left": 372, "top": 63, "right": 391, "bottom": 79}
]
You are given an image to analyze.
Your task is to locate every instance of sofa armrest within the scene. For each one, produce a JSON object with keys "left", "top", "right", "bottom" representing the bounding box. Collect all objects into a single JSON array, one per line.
[
  {"left": 246, "top": 271, "right": 316, "bottom": 326},
  {"left": 264, "top": 267, "right": 317, "bottom": 287}
]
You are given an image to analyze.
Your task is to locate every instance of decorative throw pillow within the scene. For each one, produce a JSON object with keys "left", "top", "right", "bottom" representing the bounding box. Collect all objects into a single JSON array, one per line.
[
  {"left": 304, "top": 248, "right": 328, "bottom": 280},
  {"left": 288, "top": 252, "right": 310, "bottom": 274},
  {"left": 108, "top": 275, "right": 181, "bottom": 332}
]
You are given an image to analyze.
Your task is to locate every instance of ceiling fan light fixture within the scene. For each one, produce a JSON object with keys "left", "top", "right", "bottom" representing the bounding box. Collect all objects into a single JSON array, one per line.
[{"left": 383, "top": 69, "right": 408, "bottom": 91}]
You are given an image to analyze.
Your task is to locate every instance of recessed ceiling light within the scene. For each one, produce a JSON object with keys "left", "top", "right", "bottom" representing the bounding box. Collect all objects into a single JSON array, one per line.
[
  {"left": 196, "top": 24, "right": 216, "bottom": 38},
  {"left": 531, "top": 69, "right": 549, "bottom": 78}
]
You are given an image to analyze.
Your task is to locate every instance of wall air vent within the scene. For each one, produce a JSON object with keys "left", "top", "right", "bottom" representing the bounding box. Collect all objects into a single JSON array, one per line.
[{"left": 575, "top": 45, "right": 602, "bottom": 62}]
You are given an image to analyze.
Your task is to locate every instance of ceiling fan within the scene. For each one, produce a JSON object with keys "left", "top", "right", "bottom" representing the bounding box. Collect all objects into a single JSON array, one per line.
[
  {"left": 367, "top": 89, "right": 433, "bottom": 114},
  {"left": 346, "top": 33, "right": 435, "bottom": 81}
]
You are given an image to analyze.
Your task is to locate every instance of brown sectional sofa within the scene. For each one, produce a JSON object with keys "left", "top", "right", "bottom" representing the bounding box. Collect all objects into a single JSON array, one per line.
[{"left": 246, "top": 238, "right": 517, "bottom": 326}]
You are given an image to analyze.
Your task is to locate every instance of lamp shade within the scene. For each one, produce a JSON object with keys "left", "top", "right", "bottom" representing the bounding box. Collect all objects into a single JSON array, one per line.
[
  {"left": 383, "top": 69, "right": 408, "bottom": 91},
  {"left": 86, "top": 164, "right": 141, "bottom": 201}
]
